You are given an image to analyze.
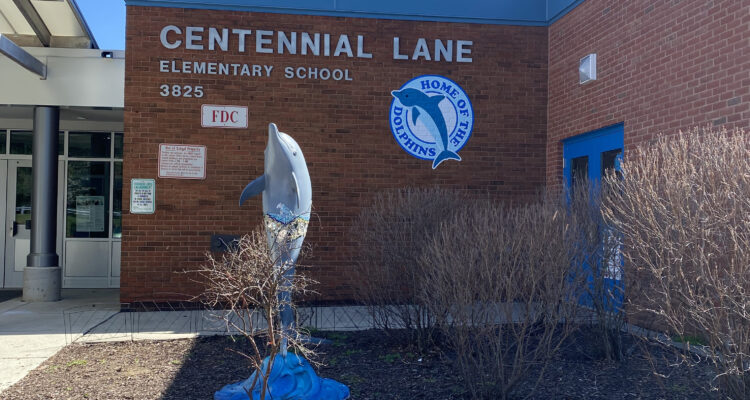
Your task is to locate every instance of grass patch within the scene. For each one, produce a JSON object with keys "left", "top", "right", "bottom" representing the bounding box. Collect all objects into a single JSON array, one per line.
[
  {"left": 66, "top": 360, "right": 88, "bottom": 367},
  {"left": 671, "top": 335, "right": 707, "bottom": 347}
]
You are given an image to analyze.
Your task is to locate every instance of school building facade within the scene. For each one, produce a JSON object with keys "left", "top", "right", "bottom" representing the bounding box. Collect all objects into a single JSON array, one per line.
[{"left": 0, "top": 0, "right": 747, "bottom": 303}]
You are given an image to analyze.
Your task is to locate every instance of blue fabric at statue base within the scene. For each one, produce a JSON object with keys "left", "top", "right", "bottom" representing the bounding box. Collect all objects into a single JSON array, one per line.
[{"left": 214, "top": 352, "right": 350, "bottom": 400}]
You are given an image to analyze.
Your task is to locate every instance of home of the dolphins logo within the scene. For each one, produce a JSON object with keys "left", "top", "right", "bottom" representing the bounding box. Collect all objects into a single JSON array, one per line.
[{"left": 389, "top": 75, "right": 474, "bottom": 168}]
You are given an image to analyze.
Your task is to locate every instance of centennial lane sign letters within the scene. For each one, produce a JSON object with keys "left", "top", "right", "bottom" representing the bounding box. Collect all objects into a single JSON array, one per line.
[{"left": 155, "top": 25, "right": 475, "bottom": 92}]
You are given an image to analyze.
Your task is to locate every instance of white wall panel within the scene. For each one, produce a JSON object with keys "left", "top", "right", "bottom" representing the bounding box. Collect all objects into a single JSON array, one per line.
[
  {"left": 64, "top": 240, "right": 109, "bottom": 277},
  {"left": 111, "top": 241, "right": 120, "bottom": 277}
]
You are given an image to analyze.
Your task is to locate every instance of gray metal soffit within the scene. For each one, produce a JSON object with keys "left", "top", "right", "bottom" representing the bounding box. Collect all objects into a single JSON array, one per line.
[{"left": 12, "top": 0, "right": 51, "bottom": 47}]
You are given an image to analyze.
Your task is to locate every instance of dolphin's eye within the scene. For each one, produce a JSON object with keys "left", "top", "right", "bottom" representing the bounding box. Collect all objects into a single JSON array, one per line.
[{"left": 293, "top": 151, "right": 297, "bottom": 156}]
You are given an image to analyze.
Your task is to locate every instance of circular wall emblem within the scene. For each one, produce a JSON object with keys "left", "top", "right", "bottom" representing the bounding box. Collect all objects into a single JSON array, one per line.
[{"left": 389, "top": 75, "right": 474, "bottom": 169}]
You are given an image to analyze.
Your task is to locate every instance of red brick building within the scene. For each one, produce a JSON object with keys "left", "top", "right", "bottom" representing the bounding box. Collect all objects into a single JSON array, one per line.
[{"left": 118, "top": 0, "right": 749, "bottom": 303}]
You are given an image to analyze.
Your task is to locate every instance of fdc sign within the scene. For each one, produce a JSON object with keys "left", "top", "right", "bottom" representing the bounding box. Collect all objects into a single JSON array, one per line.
[{"left": 201, "top": 105, "right": 248, "bottom": 128}]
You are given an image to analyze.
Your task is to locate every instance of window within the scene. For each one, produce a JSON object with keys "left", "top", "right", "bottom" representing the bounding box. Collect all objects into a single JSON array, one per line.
[
  {"left": 114, "top": 132, "right": 123, "bottom": 159},
  {"left": 601, "top": 149, "right": 622, "bottom": 179},
  {"left": 10, "top": 131, "right": 32, "bottom": 154},
  {"left": 15, "top": 166, "right": 32, "bottom": 225},
  {"left": 5, "top": 130, "right": 123, "bottom": 239},
  {"left": 66, "top": 161, "right": 111, "bottom": 238},
  {"left": 10, "top": 130, "right": 64, "bottom": 155},
  {"left": 571, "top": 156, "right": 588, "bottom": 188},
  {"left": 68, "top": 132, "right": 111, "bottom": 158},
  {"left": 113, "top": 162, "right": 122, "bottom": 238}
]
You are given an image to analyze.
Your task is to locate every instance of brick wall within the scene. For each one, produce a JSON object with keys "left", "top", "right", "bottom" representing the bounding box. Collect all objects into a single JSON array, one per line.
[
  {"left": 548, "top": 0, "right": 750, "bottom": 189},
  {"left": 122, "top": 6, "right": 548, "bottom": 303}
]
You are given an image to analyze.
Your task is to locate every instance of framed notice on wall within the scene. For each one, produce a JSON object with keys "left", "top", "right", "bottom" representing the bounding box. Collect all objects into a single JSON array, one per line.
[
  {"left": 75, "top": 196, "right": 105, "bottom": 232},
  {"left": 158, "top": 144, "right": 207, "bottom": 179},
  {"left": 130, "top": 179, "right": 155, "bottom": 214}
]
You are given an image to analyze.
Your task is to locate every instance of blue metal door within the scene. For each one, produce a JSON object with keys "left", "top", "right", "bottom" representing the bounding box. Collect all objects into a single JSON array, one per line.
[
  {"left": 562, "top": 123, "right": 624, "bottom": 311},
  {"left": 563, "top": 123, "right": 624, "bottom": 187}
]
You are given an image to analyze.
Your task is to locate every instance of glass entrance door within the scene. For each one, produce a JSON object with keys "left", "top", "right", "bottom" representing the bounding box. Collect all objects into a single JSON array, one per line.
[
  {"left": 0, "top": 160, "right": 6, "bottom": 287},
  {"left": 4, "top": 160, "right": 32, "bottom": 287},
  {"left": 2, "top": 159, "right": 64, "bottom": 288}
]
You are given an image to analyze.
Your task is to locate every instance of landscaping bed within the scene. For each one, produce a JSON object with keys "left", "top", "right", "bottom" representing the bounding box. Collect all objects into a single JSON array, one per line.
[{"left": 0, "top": 329, "right": 719, "bottom": 399}]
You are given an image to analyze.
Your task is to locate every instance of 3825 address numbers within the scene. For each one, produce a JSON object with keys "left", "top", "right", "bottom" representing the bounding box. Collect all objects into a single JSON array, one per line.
[{"left": 159, "top": 84, "right": 204, "bottom": 98}]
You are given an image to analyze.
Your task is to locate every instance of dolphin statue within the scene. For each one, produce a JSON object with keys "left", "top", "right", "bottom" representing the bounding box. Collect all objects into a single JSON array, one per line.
[
  {"left": 239, "top": 122, "right": 312, "bottom": 330},
  {"left": 224, "top": 125, "right": 348, "bottom": 399},
  {"left": 391, "top": 88, "right": 462, "bottom": 168}
]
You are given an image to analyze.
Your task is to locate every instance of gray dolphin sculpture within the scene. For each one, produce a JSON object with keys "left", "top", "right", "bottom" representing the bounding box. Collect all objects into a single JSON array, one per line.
[
  {"left": 239, "top": 123, "right": 312, "bottom": 329},
  {"left": 224, "top": 126, "right": 347, "bottom": 400},
  {"left": 391, "top": 88, "right": 462, "bottom": 168}
]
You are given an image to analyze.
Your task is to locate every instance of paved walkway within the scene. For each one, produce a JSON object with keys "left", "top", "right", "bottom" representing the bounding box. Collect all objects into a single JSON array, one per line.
[
  {"left": 0, "top": 289, "right": 374, "bottom": 393},
  {"left": 0, "top": 289, "right": 119, "bottom": 392}
]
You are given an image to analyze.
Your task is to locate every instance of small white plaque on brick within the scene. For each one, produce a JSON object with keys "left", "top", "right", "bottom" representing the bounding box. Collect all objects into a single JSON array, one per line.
[
  {"left": 158, "top": 144, "right": 207, "bottom": 179},
  {"left": 201, "top": 105, "right": 248, "bottom": 128}
]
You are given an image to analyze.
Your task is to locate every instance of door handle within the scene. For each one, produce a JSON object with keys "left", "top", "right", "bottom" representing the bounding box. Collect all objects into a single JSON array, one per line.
[{"left": 12, "top": 221, "right": 17, "bottom": 235}]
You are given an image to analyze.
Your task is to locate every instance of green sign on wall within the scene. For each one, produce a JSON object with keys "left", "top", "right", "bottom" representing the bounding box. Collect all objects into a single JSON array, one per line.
[{"left": 130, "top": 179, "right": 155, "bottom": 214}]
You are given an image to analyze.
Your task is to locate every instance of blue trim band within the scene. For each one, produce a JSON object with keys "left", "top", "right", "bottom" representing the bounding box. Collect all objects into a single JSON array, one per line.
[
  {"left": 547, "top": 0, "right": 586, "bottom": 24},
  {"left": 125, "top": 0, "right": 584, "bottom": 26}
]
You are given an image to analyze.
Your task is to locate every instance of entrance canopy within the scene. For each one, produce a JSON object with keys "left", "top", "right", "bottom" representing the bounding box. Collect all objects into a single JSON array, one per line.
[
  {"left": 0, "top": 0, "right": 97, "bottom": 48},
  {"left": 0, "top": 104, "right": 123, "bottom": 130},
  {"left": 0, "top": 0, "right": 124, "bottom": 108},
  {"left": 0, "top": 46, "right": 124, "bottom": 108}
]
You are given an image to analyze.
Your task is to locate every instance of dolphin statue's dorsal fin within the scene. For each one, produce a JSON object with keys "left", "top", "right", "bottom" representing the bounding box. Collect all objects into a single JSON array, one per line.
[
  {"left": 291, "top": 171, "right": 301, "bottom": 209},
  {"left": 239, "top": 174, "right": 266, "bottom": 206},
  {"left": 411, "top": 108, "right": 421, "bottom": 125},
  {"left": 429, "top": 94, "right": 445, "bottom": 105}
]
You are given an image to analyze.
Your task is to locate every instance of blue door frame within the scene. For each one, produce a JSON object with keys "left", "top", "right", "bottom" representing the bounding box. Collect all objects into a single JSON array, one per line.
[
  {"left": 562, "top": 123, "right": 624, "bottom": 185},
  {"left": 562, "top": 123, "right": 624, "bottom": 311}
]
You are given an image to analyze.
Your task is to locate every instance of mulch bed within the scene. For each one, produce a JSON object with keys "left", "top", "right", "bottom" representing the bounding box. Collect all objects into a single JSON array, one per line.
[{"left": 0, "top": 329, "right": 721, "bottom": 399}]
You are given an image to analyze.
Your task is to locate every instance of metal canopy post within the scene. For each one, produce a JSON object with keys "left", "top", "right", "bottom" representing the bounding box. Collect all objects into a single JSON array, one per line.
[{"left": 23, "top": 106, "right": 61, "bottom": 302}]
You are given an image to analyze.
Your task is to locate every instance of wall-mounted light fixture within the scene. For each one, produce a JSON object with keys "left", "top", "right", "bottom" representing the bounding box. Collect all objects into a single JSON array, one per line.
[{"left": 579, "top": 53, "right": 596, "bottom": 84}]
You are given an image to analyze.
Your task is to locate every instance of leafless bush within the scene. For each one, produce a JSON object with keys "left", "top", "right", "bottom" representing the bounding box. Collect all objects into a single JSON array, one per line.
[
  {"left": 420, "top": 199, "right": 583, "bottom": 399},
  {"left": 602, "top": 127, "right": 750, "bottom": 399},
  {"left": 194, "top": 227, "right": 316, "bottom": 400},
  {"left": 568, "top": 182, "right": 627, "bottom": 361},
  {"left": 351, "top": 187, "right": 464, "bottom": 350}
]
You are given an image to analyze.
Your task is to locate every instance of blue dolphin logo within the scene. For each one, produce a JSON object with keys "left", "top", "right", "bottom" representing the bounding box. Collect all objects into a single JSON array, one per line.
[{"left": 391, "top": 88, "right": 462, "bottom": 168}]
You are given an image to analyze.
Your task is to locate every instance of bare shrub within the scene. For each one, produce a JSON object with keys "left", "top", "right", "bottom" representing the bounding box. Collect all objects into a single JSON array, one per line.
[
  {"left": 194, "top": 227, "right": 316, "bottom": 400},
  {"left": 420, "top": 199, "right": 583, "bottom": 399},
  {"left": 602, "top": 127, "right": 750, "bottom": 398},
  {"left": 568, "top": 182, "right": 627, "bottom": 361},
  {"left": 351, "top": 187, "right": 464, "bottom": 350}
]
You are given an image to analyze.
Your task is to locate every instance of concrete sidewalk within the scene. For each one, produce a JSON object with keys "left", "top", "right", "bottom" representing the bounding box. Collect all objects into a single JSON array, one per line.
[
  {"left": 0, "top": 289, "right": 119, "bottom": 392},
  {"left": 0, "top": 289, "right": 374, "bottom": 393}
]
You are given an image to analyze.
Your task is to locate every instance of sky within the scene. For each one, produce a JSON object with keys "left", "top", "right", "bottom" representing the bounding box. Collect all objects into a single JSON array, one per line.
[{"left": 76, "top": 0, "right": 126, "bottom": 50}]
